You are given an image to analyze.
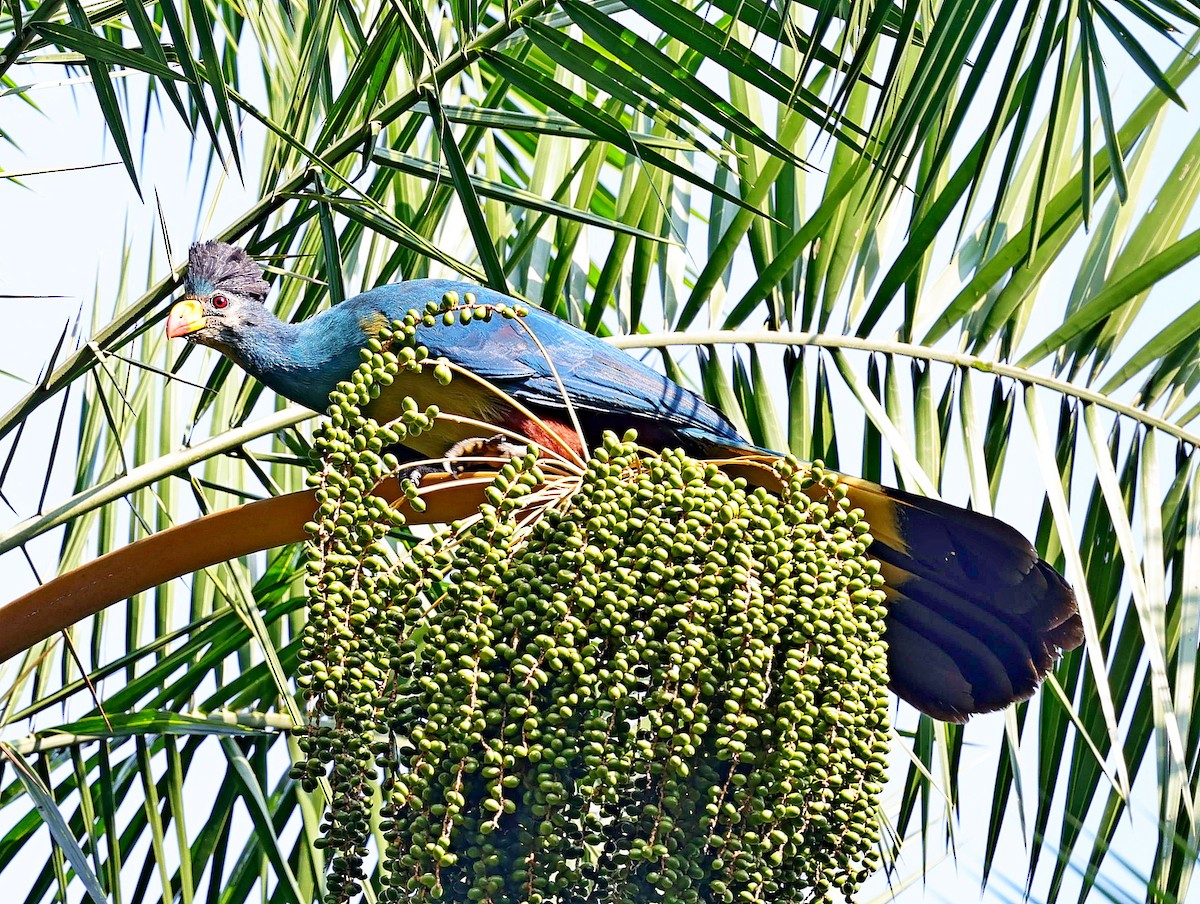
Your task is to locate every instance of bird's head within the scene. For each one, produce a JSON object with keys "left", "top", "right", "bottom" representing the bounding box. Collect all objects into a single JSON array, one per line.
[{"left": 166, "top": 241, "right": 273, "bottom": 351}]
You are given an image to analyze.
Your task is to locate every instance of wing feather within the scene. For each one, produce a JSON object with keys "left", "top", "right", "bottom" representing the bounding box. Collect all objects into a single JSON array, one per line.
[{"left": 358, "top": 281, "right": 748, "bottom": 448}]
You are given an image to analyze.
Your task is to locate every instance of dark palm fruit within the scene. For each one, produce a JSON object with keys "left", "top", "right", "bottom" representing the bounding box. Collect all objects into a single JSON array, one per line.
[{"left": 297, "top": 292, "right": 891, "bottom": 903}]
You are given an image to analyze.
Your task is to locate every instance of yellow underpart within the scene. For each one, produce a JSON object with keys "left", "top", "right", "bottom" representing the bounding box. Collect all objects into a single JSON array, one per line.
[
  {"left": 358, "top": 311, "right": 391, "bottom": 336},
  {"left": 836, "top": 474, "right": 908, "bottom": 557},
  {"left": 364, "top": 366, "right": 512, "bottom": 458}
]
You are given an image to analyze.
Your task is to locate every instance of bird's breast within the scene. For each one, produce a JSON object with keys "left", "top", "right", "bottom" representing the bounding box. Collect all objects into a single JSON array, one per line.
[{"left": 364, "top": 367, "right": 519, "bottom": 458}]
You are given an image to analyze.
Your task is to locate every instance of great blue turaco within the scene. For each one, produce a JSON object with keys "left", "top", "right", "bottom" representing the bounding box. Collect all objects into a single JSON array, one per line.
[{"left": 166, "top": 241, "right": 1083, "bottom": 722}]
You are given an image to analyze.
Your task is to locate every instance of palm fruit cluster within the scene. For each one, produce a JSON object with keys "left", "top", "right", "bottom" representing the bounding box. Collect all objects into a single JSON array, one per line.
[
  {"left": 292, "top": 294, "right": 473, "bottom": 901},
  {"left": 294, "top": 292, "right": 892, "bottom": 904}
]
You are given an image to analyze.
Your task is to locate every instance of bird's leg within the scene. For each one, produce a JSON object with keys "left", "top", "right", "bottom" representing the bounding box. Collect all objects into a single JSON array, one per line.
[
  {"left": 394, "top": 435, "right": 529, "bottom": 487},
  {"left": 394, "top": 462, "right": 452, "bottom": 486},
  {"left": 443, "top": 435, "right": 529, "bottom": 476}
]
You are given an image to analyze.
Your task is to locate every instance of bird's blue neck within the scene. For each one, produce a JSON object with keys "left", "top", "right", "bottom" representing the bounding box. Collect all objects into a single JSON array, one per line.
[{"left": 224, "top": 306, "right": 363, "bottom": 412}]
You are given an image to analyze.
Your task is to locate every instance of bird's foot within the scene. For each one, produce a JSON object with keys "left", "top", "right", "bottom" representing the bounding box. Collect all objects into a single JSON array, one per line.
[
  {"left": 395, "top": 462, "right": 452, "bottom": 487},
  {"left": 444, "top": 435, "right": 529, "bottom": 475},
  {"left": 395, "top": 436, "right": 528, "bottom": 488}
]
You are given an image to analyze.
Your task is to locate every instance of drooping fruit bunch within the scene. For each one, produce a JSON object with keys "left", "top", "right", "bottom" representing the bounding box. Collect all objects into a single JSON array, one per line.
[{"left": 293, "top": 294, "right": 890, "bottom": 904}]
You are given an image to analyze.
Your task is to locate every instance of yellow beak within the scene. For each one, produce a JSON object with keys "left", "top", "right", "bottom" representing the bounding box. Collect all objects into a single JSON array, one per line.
[{"left": 166, "top": 298, "right": 206, "bottom": 339}]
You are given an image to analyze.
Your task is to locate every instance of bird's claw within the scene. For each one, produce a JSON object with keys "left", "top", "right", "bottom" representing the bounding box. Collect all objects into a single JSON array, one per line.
[
  {"left": 396, "top": 436, "right": 529, "bottom": 488},
  {"left": 395, "top": 462, "right": 451, "bottom": 488},
  {"left": 444, "top": 435, "right": 529, "bottom": 476}
]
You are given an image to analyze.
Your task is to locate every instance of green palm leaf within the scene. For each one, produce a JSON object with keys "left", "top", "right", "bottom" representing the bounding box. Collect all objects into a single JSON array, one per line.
[{"left": 3, "top": 0, "right": 1200, "bottom": 901}]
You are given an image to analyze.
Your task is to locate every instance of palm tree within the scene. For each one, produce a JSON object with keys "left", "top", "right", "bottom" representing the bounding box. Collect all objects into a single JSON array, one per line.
[{"left": 0, "top": 0, "right": 1198, "bottom": 901}]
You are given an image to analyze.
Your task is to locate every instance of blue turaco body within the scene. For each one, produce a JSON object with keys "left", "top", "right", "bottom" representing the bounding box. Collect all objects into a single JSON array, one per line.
[{"left": 167, "top": 241, "right": 1083, "bottom": 721}]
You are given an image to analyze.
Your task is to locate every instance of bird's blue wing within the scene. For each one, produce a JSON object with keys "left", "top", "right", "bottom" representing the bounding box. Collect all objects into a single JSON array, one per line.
[{"left": 353, "top": 281, "right": 751, "bottom": 450}]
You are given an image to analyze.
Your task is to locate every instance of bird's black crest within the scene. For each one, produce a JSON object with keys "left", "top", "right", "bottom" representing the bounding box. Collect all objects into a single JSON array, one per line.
[{"left": 186, "top": 241, "right": 270, "bottom": 301}]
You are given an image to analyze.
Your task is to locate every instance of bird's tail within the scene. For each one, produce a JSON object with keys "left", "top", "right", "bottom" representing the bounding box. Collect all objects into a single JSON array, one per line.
[
  {"left": 837, "top": 475, "right": 1083, "bottom": 721},
  {"left": 703, "top": 444, "right": 1083, "bottom": 720}
]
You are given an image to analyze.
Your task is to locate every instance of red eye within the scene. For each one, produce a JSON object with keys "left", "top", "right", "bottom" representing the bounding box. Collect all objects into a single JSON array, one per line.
[{"left": 211, "top": 294, "right": 229, "bottom": 309}]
